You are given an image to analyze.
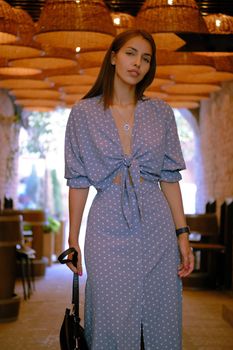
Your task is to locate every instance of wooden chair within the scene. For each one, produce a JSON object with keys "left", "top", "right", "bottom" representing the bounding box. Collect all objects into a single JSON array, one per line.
[
  {"left": 0, "top": 211, "right": 37, "bottom": 299},
  {"left": 0, "top": 215, "right": 22, "bottom": 321},
  {"left": 205, "top": 200, "right": 216, "bottom": 213},
  {"left": 1, "top": 209, "right": 47, "bottom": 277},
  {"left": 218, "top": 199, "right": 233, "bottom": 289},
  {"left": 184, "top": 200, "right": 233, "bottom": 290},
  {"left": 184, "top": 213, "right": 225, "bottom": 289},
  {"left": 16, "top": 245, "right": 36, "bottom": 300}
]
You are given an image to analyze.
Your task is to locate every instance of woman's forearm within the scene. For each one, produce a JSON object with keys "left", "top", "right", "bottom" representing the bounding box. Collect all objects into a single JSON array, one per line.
[
  {"left": 68, "top": 187, "right": 89, "bottom": 246},
  {"left": 160, "top": 181, "right": 187, "bottom": 229},
  {"left": 160, "top": 181, "right": 194, "bottom": 276}
]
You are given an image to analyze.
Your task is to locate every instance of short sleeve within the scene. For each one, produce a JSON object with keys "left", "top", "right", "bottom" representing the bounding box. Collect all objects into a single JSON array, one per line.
[
  {"left": 64, "top": 106, "right": 91, "bottom": 188},
  {"left": 160, "top": 105, "right": 186, "bottom": 182}
]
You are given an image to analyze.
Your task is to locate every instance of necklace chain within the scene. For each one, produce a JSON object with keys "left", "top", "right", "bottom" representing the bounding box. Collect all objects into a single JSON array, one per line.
[{"left": 110, "top": 106, "right": 134, "bottom": 132}]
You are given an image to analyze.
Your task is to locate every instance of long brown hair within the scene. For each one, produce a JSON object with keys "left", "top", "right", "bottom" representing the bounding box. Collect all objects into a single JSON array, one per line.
[{"left": 82, "top": 29, "right": 156, "bottom": 108}]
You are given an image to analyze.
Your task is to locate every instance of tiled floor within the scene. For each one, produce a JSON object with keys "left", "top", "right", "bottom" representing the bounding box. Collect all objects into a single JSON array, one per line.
[{"left": 0, "top": 263, "right": 233, "bottom": 350}]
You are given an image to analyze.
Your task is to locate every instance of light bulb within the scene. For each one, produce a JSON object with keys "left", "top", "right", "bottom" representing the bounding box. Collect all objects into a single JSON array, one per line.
[{"left": 113, "top": 17, "right": 121, "bottom": 26}]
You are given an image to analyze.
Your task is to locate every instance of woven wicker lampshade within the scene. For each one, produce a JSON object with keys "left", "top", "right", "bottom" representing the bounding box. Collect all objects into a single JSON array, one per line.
[
  {"left": 0, "top": 78, "right": 54, "bottom": 89},
  {"left": 157, "top": 65, "right": 216, "bottom": 77},
  {"left": 111, "top": 12, "right": 135, "bottom": 34},
  {"left": 157, "top": 50, "right": 216, "bottom": 65},
  {"left": 161, "top": 83, "right": 221, "bottom": 94},
  {"left": 10, "top": 89, "right": 61, "bottom": 100},
  {"left": 144, "top": 91, "right": 168, "bottom": 99},
  {"left": 136, "top": 0, "right": 208, "bottom": 50},
  {"left": 148, "top": 78, "right": 175, "bottom": 90},
  {"left": 136, "top": 0, "right": 208, "bottom": 33},
  {"left": 15, "top": 99, "right": 61, "bottom": 108},
  {"left": 167, "top": 101, "right": 199, "bottom": 109},
  {"left": 47, "top": 74, "right": 96, "bottom": 86},
  {"left": 0, "top": 8, "right": 43, "bottom": 59},
  {"left": 171, "top": 71, "right": 233, "bottom": 83},
  {"left": 0, "top": 0, "right": 17, "bottom": 44},
  {"left": 81, "top": 67, "right": 101, "bottom": 77},
  {"left": 0, "top": 44, "right": 42, "bottom": 60},
  {"left": 60, "top": 85, "right": 91, "bottom": 94},
  {"left": 0, "top": 67, "right": 41, "bottom": 76},
  {"left": 34, "top": 0, "right": 116, "bottom": 50},
  {"left": 156, "top": 51, "right": 216, "bottom": 77},
  {"left": 204, "top": 13, "right": 233, "bottom": 34},
  {"left": 10, "top": 56, "right": 77, "bottom": 71},
  {"left": 77, "top": 50, "right": 107, "bottom": 69},
  {"left": 214, "top": 57, "right": 233, "bottom": 73},
  {"left": 164, "top": 94, "right": 209, "bottom": 102},
  {"left": 195, "top": 14, "right": 233, "bottom": 57},
  {"left": 62, "top": 93, "right": 84, "bottom": 104}
]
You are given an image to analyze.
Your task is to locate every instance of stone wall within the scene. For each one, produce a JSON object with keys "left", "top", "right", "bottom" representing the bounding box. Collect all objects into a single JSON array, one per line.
[
  {"left": 0, "top": 90, "right": 20, "bottom": 209},
  {"left": 196, "top": 81, "right": 233, "bottom": 214}
]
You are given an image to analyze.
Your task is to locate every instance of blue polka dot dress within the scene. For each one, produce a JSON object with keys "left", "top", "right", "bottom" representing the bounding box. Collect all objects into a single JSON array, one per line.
[{"left": 65, "top": 96, "right": 186, "bottom": 350}]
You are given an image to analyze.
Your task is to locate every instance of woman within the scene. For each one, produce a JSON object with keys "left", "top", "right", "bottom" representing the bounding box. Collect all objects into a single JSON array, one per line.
[{"left": 65, "top": 29, "right": 194, "bottom": 350}]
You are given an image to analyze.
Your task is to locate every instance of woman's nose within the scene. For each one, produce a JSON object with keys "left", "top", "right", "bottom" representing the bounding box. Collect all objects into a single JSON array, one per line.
[{"left": 134, "top": 56, "right": 141, "bottom": 68}]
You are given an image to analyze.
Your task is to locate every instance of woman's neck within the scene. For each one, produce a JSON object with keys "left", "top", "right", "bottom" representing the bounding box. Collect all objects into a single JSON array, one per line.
[{"left": 112, "top": 80, "right": 136, "bottom": 106}]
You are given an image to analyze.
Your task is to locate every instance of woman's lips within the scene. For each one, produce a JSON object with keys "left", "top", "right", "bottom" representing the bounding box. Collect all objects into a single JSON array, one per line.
[{"left": 128, "top": 69, "right": 140, "bottom": 77}]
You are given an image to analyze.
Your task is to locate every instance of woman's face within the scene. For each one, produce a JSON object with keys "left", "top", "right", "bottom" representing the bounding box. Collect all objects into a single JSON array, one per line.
[{"left": 111, "top": 35, "right": 152, "bottom": 88}]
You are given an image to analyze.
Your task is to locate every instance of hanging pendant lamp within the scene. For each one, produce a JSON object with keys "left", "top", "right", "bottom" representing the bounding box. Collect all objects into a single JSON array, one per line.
[
  {"left": 155, "top": 51, "right": 216, "bottom": 77},
  {"left": 0, "top": 78, "right": 54, "bottom": 90},
  {"left": 111, "top": 12, "right": 135, "bottom": 34},
  {"left": 0, "top": 8, "right": 43, "bottom": 59},
  {"left": 34, "top": 0, "right": 116, "bottom": 50},
  {"left": 194, "top": 13, "right": 233, "bottom": 57},
  {"left": 136, "top": 0, "right": 208, "bottom": 50},
  {"left": 15, "top": 98, "right": 62, "bottom": 108},
  {"left": 0, "top": 66, "right": 42, "bottom": 76},
  {"left": 204, "top": 13, "right": 233, "bottom": 34},
  {"left": 0, "top": 0, "right": 18, "bottom": 43}
]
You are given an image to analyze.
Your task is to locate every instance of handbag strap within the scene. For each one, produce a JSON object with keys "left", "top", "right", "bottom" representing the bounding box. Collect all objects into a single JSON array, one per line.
[
  {"left": 58, "top": 248, "right": 79, "bottom": 312},
  {"left": 58, "top": 247, "right": 77, "bottom": 265}
]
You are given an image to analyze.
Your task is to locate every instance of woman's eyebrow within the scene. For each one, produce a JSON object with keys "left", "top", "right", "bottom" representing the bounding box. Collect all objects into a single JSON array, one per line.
[{"left": 126, "top": 46, "right": 152, "bottom": 57}]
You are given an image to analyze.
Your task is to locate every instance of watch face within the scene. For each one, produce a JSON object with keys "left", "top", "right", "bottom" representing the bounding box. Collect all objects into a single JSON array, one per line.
[{"left": 0, "top": 91, "right": 15, "bottom": 117}]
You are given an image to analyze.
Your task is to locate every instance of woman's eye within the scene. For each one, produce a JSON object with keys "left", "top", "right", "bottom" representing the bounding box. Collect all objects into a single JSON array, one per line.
[
  {"left": 126, "top": 51, "right": 134, "bottom": 55},
  {"left": 143, "top": 57, "right": 150, "bottom": 63}
]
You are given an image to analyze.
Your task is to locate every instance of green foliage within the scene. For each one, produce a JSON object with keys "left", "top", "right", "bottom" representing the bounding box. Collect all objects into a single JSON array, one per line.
[
  {"left": 26, "top": 112, "right": 55, "bottom": 158},
  {"left": 43, "top": 216, "right": 61, "bottom": 234},
  {"left": 51, "top": 169, "right": 63, "bottom": 218},
  {"left": 24, "top": 165, "right": 39, "bottom": 203}
]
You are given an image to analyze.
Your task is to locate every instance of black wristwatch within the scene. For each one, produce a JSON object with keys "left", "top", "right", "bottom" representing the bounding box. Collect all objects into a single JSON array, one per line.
[{"left": 176, "top": 226, "right": 190, "bottom": 237}]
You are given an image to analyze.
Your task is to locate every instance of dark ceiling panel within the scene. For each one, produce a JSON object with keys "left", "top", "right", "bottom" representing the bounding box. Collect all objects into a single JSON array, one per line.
[
  {"left": 104, "top": 0, "right": 144, "bottom": 16},
  {"left": 5, "top": 0, "right": 233, "bottom": 22},
  {"left": 6, "top": 0, "right": 44, "bottom": 21},
  {"left": 196, "top": 0, "right": 233, "bottom": 16}
]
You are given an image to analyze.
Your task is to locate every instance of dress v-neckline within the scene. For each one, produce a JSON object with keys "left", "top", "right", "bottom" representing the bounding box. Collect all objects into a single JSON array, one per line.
[{"left": 107, "top": 102, "right": 139, "bottom": 158}]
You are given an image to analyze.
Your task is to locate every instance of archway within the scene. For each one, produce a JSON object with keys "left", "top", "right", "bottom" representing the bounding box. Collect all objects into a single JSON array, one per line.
[{"left": 174, "top": 108, "right": 203, "bottom": 213}]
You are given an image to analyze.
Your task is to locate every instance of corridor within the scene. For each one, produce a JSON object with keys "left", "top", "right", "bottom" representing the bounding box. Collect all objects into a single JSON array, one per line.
[{"left": 0, "top": 263, "right": 233, "bottom": 349}]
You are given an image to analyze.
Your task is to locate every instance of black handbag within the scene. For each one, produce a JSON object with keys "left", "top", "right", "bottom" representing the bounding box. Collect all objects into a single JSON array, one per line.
[{"left": 58, "top": 248, "right": 89, "bottom": 350}]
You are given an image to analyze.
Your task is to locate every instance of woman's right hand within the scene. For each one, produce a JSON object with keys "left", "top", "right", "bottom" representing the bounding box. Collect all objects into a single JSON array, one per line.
[{"left": 66, "top": 245, "right": 83, "bottom": 276}]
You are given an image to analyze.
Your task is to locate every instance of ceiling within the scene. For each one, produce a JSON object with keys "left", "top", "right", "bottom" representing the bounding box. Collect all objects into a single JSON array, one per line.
[
  {"left": 5, "top": 0, "right": 233, "bottom": 22},
  {"left": 1, "top": 0, "right": 233, "bottom": 111}
]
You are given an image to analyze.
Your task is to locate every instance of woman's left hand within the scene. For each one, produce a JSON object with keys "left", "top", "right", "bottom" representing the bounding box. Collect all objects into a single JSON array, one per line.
[{"left": 177, "top": 234, "right": 195, "bottom": 278}]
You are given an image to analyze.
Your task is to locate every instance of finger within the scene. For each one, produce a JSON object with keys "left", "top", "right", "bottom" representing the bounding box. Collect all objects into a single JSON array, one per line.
[
  {"left": 177, "top": 263, "right": 188, "bottom": 277},
  {"left": 182, "top": 255, "right": 190, "bottom": 269},
  {"left": 67, "top": 250, "right": 83, "bottom": 275},
  {"left": 67, "top": 261, "right": 78, "bottom": 274},
  {"left": 77, "top": 256, "right": 83, "bottom": 276},
  {"left": 178, "top": 254, "right": 195, "bottom": 277}
]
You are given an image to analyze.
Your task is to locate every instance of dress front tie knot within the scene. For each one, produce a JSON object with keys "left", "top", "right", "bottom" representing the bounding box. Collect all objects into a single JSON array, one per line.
[
  {"left": 120, "top": 156, "right": 143, "bottom": 228},
  {"left": 123, "top": 157, "right": 132, "bottom": 168}
]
